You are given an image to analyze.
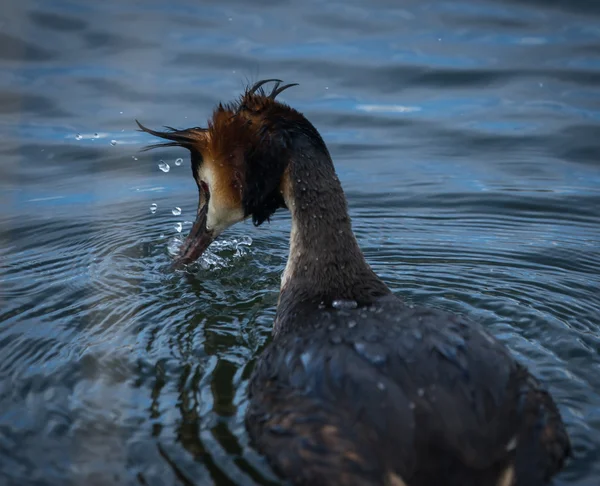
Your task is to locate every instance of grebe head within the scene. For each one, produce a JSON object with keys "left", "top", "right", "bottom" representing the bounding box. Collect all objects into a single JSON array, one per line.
[{"left": 137, "top": 79, "right": 323, "bottom": 266}]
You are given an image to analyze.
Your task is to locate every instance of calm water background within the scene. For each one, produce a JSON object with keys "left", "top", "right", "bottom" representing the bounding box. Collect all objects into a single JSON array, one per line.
[{"left": 1, "top": 0, "right": 599, "bottom": 484}]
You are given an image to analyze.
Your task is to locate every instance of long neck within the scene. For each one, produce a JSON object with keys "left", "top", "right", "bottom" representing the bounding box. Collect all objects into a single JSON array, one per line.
[{"left": 275, "top": 142, "right": 391, "bottom": 334}]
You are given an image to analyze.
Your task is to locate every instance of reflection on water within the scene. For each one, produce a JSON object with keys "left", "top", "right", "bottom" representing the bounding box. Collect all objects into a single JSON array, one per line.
[{"left": 1, "top": 0, "right": 599, "bottom": 484}]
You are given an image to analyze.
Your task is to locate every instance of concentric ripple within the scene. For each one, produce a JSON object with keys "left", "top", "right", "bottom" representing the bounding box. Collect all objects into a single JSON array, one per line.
[{"left": 1, "top": 0, "right": 600, "bottom": 484}]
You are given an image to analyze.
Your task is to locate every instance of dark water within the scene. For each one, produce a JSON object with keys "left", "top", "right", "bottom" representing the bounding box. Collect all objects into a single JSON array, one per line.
[{"left": 1, "top": 0, "right": 599, "bottom": 484}]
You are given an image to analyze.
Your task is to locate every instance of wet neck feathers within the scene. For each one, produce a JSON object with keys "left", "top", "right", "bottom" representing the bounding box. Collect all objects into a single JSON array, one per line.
[{"left": 276, "top": 139, "right": 391, "bottom": 334}]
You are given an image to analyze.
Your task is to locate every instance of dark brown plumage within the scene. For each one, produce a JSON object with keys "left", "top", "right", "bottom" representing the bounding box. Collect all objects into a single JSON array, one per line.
[{"left": 139, "top": 79, "right": 571, "bottom": 485}]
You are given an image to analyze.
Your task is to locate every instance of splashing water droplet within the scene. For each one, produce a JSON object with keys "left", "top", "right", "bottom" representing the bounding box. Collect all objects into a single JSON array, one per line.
[
  {"left": 93, "top": 133, "right": 99, "bottom": 138},
  {"left": 132, "top": 156, "right": 138, "bottom": 161},
  {"left": 110, "top": 140, "right": 117, "bottom": 146},
  {"left": 149, "top": 203, "right": 157, "bottom": 214},
  {"left": 232, "top": 235, "right": 253, "bottom": 257},
  {"left": 158, "top": 161, "right": 170, "bottom": 173},
  {"left": 172, "top": 207, "right": 181, "bottom": 216},
  {"left": 174, "top": 222, "right": 182, "bottom": 233},
  {"left": 167, "top": 237, "right": 183, "bottom": 256},
  {"left": 175, "top": 158, "right": 183, "bottom": 166},
  {"left": 332, "top": 299, "right": 358, "bottom": 310},
  {"left": 75, "top": 133, "right": 82, "bottom": 140}
]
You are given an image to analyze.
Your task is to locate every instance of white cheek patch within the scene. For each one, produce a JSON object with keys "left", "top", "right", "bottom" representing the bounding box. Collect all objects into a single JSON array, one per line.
[
  {"left": 207, "top": 204, "right": 244, "bottom": 235},
  {"left": 199, "top": 165, "right": 244, "bottom": 235}
]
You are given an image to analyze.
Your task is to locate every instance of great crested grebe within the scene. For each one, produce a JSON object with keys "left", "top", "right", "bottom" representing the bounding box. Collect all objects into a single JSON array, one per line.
[{"left": 138, "top": 80, "right": 571, "bottom": 486}]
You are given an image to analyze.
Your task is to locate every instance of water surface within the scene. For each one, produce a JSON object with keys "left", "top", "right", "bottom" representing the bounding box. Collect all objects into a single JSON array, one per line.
[{"left": 1, "top": 0, "right": 599, "bottom": 484}]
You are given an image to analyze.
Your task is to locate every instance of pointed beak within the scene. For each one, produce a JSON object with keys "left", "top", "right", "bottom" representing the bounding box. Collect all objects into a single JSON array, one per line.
[{"left": 173, "top": 185, "right": 214, "bottom": 267}]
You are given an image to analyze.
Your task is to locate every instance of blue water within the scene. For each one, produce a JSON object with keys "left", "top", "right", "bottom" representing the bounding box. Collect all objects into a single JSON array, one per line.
[{"left": 1, "top": 0, "right": 599, "bottom": 484}]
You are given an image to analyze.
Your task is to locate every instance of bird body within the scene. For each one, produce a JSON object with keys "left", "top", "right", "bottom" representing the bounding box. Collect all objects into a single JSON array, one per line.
[{"left": 139, "top": 79, "right": 571, "bottom": 485}]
